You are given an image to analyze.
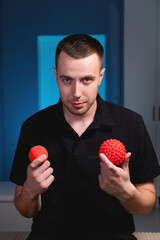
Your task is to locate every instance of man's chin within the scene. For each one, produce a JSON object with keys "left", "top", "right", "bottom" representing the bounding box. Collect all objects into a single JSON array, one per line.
[
  {"left": 64, "top": 104, "right": 88, "bottom": 116},
  {"left": 68, "top": 108, "right": 87, "bottom": 116}
]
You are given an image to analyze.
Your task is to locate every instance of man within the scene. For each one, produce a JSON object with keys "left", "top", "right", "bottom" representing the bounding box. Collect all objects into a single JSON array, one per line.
[{"left": 10, "top": 34, "right": 160, "bottom": 240}]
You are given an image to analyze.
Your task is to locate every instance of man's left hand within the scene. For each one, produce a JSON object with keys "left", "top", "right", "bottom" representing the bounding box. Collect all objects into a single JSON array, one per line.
[{"left": 98, "top": 152, "right": 134, "bottom": 201}]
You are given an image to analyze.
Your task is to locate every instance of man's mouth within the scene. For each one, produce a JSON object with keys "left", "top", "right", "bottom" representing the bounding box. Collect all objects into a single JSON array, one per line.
[{"left": 71, "top": 102, "right": 85, "bottom": 108}]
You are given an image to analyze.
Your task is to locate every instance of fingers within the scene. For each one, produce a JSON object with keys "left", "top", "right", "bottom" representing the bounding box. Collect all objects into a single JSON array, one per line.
[
  {"left": 27, "top": 154, "right": 54, "bottom": 195},
  {"left": 37, "top": 174, "right": 55, "bottom": 194},
  {"left": 99, "top": 152, "right": 131, "bottom": 171},
  {"left": 99, "top": 153, "right": 116, "bottom": 189},
  {"left": 29, "top": 154, "right": 52, "bottom": 175},
  {"left": 30, "top": 155, "right": 47, "bottom": 168},
  {"left": 38, "top": 165, "right": 54, "bottom": 183},
  {"left": 98, "top": 152, "right": 132, "bottom": 197},
  {"left": 99, "top": 153, "right": 117, "bottom": 173},
  {"left": 121, "top": 152, "right": 131, "bottom": 171},
  {"left": 43, "top": 175, "right": 55, "bottom": 188}
]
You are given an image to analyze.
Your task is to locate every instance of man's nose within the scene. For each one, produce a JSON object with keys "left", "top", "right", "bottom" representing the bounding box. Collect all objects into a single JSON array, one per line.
[{"left": 72, "top": 81, "right": 82, "bottom": 98}]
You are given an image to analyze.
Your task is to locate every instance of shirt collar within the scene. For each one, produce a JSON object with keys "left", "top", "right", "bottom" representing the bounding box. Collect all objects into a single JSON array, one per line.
[
  {"left": 55, "top": 94, "right": 117, "bottom": 129},
  {"left": 94, "top": 94, "right": 118, "bottom": 128}
]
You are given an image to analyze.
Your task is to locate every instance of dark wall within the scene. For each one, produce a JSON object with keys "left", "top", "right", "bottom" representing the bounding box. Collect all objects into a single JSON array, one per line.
[
  {"left": 0, "top": 0, "right": 5, "bottom": 179},
  {"left": 0, "top": 0, "right": 124, "bottom": 180}
]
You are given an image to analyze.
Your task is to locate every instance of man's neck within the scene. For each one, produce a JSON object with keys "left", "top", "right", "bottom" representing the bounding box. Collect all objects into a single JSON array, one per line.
[{"left": 63, "top": 101, "right": 97, "bottom": 136}]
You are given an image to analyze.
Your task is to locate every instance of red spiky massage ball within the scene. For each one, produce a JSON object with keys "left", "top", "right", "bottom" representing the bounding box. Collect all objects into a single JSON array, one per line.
[{"left": 99, "top": 139, "right": 126, "bottom": 165}]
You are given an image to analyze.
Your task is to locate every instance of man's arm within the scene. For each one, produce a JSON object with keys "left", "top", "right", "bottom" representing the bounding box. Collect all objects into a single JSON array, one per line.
[
  {"left": 14, "top": 185, "right": 42, "bottom": 218},
  {"left": 120, "top": 180, "right": 155, "bottom": 215},
  {"left": 14, "top": 155, "right": 54, "bottom": 218},
  {"left": 98, "top": 153, "right": 156, "bottom": 215}
]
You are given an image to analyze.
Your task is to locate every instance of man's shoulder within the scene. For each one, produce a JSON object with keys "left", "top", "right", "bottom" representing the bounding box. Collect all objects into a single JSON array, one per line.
[
  {"left": 101, "top": 98, "right": 143, "bottom": 124},
  {"left": 23, "top": 103, "right": 60, "bottom": 128}
]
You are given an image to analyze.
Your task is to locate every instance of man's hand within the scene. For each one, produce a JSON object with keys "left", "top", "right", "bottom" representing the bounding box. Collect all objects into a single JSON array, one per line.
[
  {"left": 24, "top": 154, "right": 54, "bottom": 198},
  {"left": 98, "top": 152, "right": 134, "bottom": 201},
  {"left": 98, "top": 153, "right": 156, "bottom": 214},
  {"left": 14, "top": 155, "right": 54, "bottom": 218}
]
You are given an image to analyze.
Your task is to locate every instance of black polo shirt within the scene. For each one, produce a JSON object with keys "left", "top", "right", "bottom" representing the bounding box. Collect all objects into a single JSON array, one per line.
[{"left": 10, "top": 95, "right": 160, "bottom": 240}]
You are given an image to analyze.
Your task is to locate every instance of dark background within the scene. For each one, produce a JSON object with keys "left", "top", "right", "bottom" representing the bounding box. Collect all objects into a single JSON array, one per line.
[{"left": 0, "top": 0, "right": 124, "bottom": 180}]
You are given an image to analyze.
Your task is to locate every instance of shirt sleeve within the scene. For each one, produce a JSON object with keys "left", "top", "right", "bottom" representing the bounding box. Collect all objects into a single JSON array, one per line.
[
  {"left": 129, "top": 116, "right": 160, "bottom": 184},
  {"left": 9, "top": 122, "right": 30, "bottom": 186}
]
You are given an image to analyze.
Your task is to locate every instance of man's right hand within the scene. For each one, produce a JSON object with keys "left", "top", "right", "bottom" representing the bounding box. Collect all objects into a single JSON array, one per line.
[
  {"left": 14, "top": 155, "right": 54, "bottom": 218},
  {"left": 24, "top": 154, "right": 54, "bottom": 198}
]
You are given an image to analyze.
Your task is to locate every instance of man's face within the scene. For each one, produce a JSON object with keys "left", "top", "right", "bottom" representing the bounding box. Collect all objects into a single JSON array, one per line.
[{"left": 54, "top": 51, "right": 105, "bottom": 117}]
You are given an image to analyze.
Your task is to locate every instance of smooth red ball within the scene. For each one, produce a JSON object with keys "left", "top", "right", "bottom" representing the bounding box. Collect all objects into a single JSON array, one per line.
[
  {"left": 29, "top": 145, "right": 48, "bottom": 162},
  {"left": 99, "top": 139, "right": 126, "bottom": 165}
]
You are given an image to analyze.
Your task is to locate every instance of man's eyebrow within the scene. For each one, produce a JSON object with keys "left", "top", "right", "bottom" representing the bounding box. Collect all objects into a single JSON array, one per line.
[
  {"left": 59, "top": 75, "right": 73, "bottom": 79},
  {"left": 81, "top": 75, "right": 96, "bottom": 79},
  {"left": 59, "top": 74, "right": 96, "bottom": 80}
]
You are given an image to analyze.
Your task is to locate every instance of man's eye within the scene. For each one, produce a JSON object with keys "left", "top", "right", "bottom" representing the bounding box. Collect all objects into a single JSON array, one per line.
[
  {"left": 63, "top": 78, "right": 71, "bottom": 83},
  {"left": 83, "top": 78, "right": 91, "bottom": 83}
]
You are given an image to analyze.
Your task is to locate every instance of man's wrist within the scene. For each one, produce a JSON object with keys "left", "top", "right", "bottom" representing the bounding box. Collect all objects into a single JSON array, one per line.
[
  {"left": 118, "top": 182, "right": 137, "bottom": 203},
  {"left": 23, "top": 180, "right": 40, "bottom": 200}
]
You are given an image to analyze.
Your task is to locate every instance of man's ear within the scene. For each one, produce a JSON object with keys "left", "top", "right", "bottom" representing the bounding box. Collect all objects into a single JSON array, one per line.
[
  {"left": 99, "top": 68, "right": 105, "bottom": 86},
  {"left": 53, "top": 67, "right": 58, "bottom": 83}
]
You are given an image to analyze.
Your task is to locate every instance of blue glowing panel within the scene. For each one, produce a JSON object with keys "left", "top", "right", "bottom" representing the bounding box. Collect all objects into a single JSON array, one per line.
[{"left": 37, "top": 35, "right": 106, "bottom": 110}]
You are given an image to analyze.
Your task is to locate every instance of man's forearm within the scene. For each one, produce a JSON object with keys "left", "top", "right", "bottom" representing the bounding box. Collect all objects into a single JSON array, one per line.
[
  {"left": 119, "top": 181, "right": 156, "bottom": 215},
  {"left": 99, "top": 153, "right": 156, "bottom": 215},
  {"left": 14, "top": 184, "right": 42, "bottom": 218},
  {"left": 14, "top": 156, "right": 54, "bottom": 218}
]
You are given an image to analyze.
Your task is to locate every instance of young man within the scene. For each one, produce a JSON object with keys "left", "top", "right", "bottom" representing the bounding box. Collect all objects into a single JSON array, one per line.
[{"left": 10, "top": 34, "right": 160, "bottom": 240}]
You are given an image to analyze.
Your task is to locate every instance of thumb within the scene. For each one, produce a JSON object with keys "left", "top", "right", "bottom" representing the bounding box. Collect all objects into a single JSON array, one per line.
[{"left": 121, "top": 152, "right": 131, "bottom": 171}]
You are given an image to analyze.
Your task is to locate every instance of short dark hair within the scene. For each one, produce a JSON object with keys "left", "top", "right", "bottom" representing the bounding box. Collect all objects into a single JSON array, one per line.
[{"left": 55, "top": 34, "right": 104, "bottom": 70}]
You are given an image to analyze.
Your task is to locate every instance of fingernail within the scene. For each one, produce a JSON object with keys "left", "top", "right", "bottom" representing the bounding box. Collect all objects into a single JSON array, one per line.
[
  {"left": 41, "top": 154, "right": 47, "bottom": 160},
  {"left": 99, "top": 153, "right": 104, "bottom": 157}
]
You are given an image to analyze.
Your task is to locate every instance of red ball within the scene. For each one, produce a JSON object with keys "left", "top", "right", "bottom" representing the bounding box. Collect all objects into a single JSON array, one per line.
[
  {"left": 99, "top": 139, "right": 126, "bottom": 165},
  {"left": 29, "top": 145, "right": 48, "bottom": 162}
]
